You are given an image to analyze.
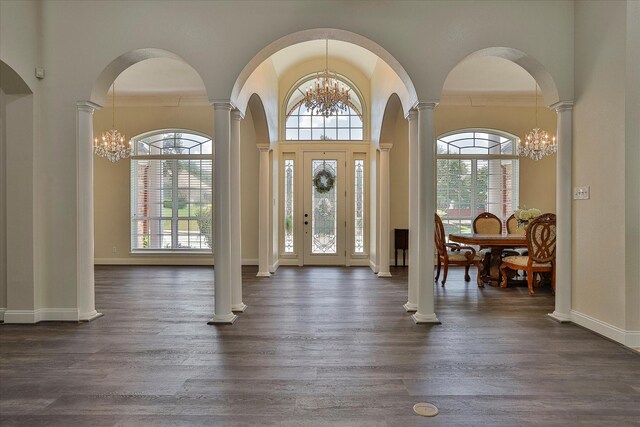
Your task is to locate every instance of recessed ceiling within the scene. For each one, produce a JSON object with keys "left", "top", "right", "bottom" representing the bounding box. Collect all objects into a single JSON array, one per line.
[
  {"left": 442, "top": 56, "right": 537, "bottom": 94},
  {"left": 269, "top": 39, "right": 379, "bottom": 78},
  {"left": 110, "top": 58, "right": 206, "bottom": 96}
]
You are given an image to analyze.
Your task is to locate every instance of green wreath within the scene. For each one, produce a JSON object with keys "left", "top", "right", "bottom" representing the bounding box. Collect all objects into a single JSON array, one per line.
[{"left": 314, "top": 169, "right": 335, "bottom": 193}]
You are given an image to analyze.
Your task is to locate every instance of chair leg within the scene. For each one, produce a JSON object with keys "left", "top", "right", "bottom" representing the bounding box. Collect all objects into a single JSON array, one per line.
[
  {"left": 441, "top": 261, "right": 449, "bottom": 286},
  {"left": 435, "top": 258, "right": 441, "bottom": 281},
  {"left": 527, "top": 269, "right": 535, "bottom": 295},
  {"left": 476, "top": 262, "right": 484, "bottom": 288},
  {"left": 499, "top": 264, "right": 509, "bottom": 288},
  {"left": 464, "top": 263, "right": 471, "bottom": 282}
]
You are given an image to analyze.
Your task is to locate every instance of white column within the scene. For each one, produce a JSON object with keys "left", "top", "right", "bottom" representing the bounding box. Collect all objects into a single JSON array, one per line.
[
  {"left": 208, "top": 101, "right": 237, "bottom": 324},
  {"left": 230, "top": 109, "right": 246, "bottom": 312},
  {"left": 404, "top": 110, "right": 419, "bottom": 311},
  {"left": 257, "top": 144, "right": 272, "bottom": 277},
  {"left": 76, "top": 102, "right": 103, "bottom": 321},
  {"left": 377, "top": 144, "right": 392, "bottom": 277},
  {"left": 549, "top": 101, "right": 573, "bottom": 323},
  {"left": 412, "top": 102, "right": 440, "bottom": 324}
]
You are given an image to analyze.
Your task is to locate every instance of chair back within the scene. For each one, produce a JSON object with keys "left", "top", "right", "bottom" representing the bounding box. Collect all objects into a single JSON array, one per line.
[
  {"left": 526, "top": 213, "right": 557, "bottom": 263},
  {"left": 473, "top": 212, "right": 502, "bottom": 235},
  {"left": 506, "top": 213, "right": 526, "bottom": 235},
  {"left": 434, "top": 214, "right": 447, "bottom": 256}
]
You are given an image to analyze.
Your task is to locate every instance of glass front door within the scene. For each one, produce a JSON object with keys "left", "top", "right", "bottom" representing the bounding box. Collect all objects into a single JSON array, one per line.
[{"left": 303, "top": 152, "right": 346, "bottom": 265}]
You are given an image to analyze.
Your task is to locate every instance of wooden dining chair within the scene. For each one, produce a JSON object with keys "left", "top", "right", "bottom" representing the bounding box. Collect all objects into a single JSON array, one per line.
[
  {"left": 435, "top": 214, "right": 483, "bottom": 287},
  {"left": 499, "top": 213, "right": 556, "bottom": 295},
  {"left": 473, "top": 212, "right": 502, "bottom": 237},
  {"left": 506, "top": 213, "right": 526, "bottom": 236}
]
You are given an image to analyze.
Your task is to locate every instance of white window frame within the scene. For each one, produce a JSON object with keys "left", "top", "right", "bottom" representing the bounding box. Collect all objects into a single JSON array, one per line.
[{"left": 130, "top": 129, "right": 213, "bottom": 253}]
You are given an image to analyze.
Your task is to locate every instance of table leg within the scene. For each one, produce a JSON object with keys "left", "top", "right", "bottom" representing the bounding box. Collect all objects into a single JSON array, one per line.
[{"left": 488, "top": 247, "right": 504, "bottom": 286}]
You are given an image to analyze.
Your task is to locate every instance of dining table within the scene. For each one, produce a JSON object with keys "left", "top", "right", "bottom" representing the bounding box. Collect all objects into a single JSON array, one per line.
[{"left": 448, "top": 233, "right": 527, "bottom": 286}]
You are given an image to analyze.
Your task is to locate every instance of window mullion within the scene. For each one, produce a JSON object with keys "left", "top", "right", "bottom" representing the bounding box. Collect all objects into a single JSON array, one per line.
[{"left": 172, "top": 159, "right": 179, "bottom": 249}]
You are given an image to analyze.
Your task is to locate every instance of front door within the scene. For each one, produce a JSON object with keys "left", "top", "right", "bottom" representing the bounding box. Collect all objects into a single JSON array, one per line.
[{"left": 303, "top": 152, "right": 346, "bottom": 265}]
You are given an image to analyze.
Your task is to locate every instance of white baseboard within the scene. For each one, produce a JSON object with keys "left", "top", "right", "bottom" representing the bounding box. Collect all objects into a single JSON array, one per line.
[
  {"left": 0, "top": 308, "right": 5, "bottom": 322},
  {"left": 3, "top": 308, "right": 79, "bottom": 324},
  {"left": 369, "top": 259, "right": 378, "bottom": 273},
  {"left": 270, "top": 259, "right": 280, "bottom": 273},
  {"left": 95, "top": 257, "right": 259, "bottom": 266},
  {"left": 571, "top": 309, "right": 640, "bottom": 348}
]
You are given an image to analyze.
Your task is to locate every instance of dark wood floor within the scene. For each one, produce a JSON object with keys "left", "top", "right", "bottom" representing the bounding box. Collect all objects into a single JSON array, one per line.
[{"left": 1, "top": 266, "right": 639, "bottom": 426}]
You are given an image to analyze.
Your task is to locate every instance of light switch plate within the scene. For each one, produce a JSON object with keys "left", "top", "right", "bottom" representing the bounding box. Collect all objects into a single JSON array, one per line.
[{"left": 573, "top": 186, "right": 590, "bottom": 200}]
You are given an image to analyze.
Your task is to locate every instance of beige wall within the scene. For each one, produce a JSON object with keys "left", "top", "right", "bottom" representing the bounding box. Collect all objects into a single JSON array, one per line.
[
  {"left": 387, "top": 104, "right": 557, "bottom": 261},
  {"left": 573, "top": 0, "right": 627, "bottom": 330},
  {"left": 93, "top": 104, "right": 259, "bottom": 264}
]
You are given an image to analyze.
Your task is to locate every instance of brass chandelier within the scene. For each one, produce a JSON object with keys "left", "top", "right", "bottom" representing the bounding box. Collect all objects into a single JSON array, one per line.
[
  {"left": 303, "top": 39, "right": 350, "bottom": 117},
  {"left": 519, "top": 83, "right": 556, "bottom": 161},
  {"left": 94, "top": 82, "right": 130, "bottom": 163}
]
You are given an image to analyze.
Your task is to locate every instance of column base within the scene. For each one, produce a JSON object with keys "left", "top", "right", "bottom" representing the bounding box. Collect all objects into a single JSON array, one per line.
[
  {"left": 207, "top": 313, "right": 238, "bottom": 324},
  {"left": 403, "top": 302, "right": 418, "bottom": 312},
  {"left": 377, "top": 272, "right": 392, "bottom": 278},
  {"left": 79, "top": 311, "right": 104, "bottom": 322},
  {"left": 412, "top": 312, "right": 441, "bottom": 324},
  {"left": 548, "top": 311, "right": 572, "bottom": 323},
  {"left": 256, "top": 271, "right": 271, "bottom": 277},
  {"left": 232, "top": 303, "right": 248, "bottom": 313}
]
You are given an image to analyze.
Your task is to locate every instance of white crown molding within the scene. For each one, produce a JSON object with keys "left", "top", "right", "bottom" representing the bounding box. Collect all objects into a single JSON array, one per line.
[
  {"left": 440, "top": 93, "right": 547, "bottom": 107},
  {"left": 103, "top": 95, "right": 210, "bottom": 107}
]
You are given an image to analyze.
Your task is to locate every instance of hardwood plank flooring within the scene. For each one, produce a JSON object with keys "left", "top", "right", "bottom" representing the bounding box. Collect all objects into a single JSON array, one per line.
[{"left": 1, "top": 265, "right": 639, "bottom": 426}]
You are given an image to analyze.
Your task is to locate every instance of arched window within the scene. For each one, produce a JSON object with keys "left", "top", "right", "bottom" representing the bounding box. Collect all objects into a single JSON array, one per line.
[
  {"left": 130, "top": 130, "right": 213, "bottom": 252},
  {"left": 437, "top": 129, "right": 519, "bottom": 235},
  {"left": 284, "top": 75, "right": 364, "bottom": 141}
]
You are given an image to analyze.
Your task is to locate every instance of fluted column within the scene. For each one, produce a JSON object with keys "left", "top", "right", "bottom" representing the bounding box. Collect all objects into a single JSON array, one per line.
[
  {"left": 76, "top": 102, "right": 103, "bottom": 322},
  {"left": 208, "top": 101, "right": 237, "bottom": 324},
  {"left": 257, "top": 144, "right": 272, "bottom": 277},
  {"left": 377, "top": 144, "right": 392, "bottom": 277},
  {"left": 412, "top": 102, "right": 440, "bottom": 324},
  {"left": 404, "top": 109, "right": 419, "bottom": 311},
  {"left": 549, "top": 101, "right": 573, "bottom": 323},
  {"left": 230, "top": 109, "right": 246, "bottom": 312}
]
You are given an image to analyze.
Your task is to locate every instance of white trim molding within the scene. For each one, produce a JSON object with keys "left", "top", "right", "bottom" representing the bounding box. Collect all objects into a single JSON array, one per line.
[
  {"left": 0, "top": 308, "right": 5, "bottom": 322},
  {"left": 3, "top": 308, "right": 80, "bottom": 324},
  {"left": 94, "top": 258, "right": 259, "bottom": 266},
  {"left": 571, "top": 310, "right": 640, "bottom": 348}
]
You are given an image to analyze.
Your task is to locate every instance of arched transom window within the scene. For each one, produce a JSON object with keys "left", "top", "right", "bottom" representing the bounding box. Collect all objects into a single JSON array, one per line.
[
  {"left": 130, "top": 130, "right": 213, "bottom": 252},
  {"left": 285, "top": 76, "right": 364, "bottom": 141},
  {"left": 436, "top": 129, "right": 519, "bottom": 235}
]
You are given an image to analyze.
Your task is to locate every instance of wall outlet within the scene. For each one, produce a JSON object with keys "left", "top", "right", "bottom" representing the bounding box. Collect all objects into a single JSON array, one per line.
[
  {"left": 573, "top": 186, "right": 590, "bottom": 200},
  {"left": 112, "top": 246, "right": 117, "bottom": 253}
]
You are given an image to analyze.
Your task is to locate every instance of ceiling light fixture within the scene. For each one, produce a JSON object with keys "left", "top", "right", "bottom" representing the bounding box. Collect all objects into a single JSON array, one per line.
[
  {"left": 519, "top": 82, "right": 556, "bottom": 161},
  {"left": 303, "top": 39, "right": 351, "bottom": 118},
  {"left": 94, "top": 82, "right": 130, "bottom": 163}
]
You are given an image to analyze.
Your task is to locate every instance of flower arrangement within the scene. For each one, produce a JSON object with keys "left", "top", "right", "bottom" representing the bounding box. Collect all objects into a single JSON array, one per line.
[{"left": 514, "top": 207, "right": 541, "bottom": 228}]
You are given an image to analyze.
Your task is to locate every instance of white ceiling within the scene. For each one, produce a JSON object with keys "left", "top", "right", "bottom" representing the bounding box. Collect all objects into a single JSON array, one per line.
[
  {"left": 110, "top": 47, "right": 537, "bottom": 99},
  {"left": 442, "top": 56, "right": 537, "bottom": 94}
]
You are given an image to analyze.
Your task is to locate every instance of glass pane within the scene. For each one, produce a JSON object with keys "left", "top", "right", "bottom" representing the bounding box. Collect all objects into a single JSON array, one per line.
[
  {"left": 337, "top": 116, "right": 350, "bottom": 128},
  {"left": 286, "top": 115, "right": 299, "bottom": 128},
  {"left": 322, "top": 128, "right": 337, "bottom": 140},
  {"left": 351, "top": 128, "right": 363, "bottom": 140},
  {"left": 311, "top": 128, "right": 324, "bottom": 140},
  {"left": 337, "top": 128, "right": 350, "bottom": 140},
  {"left": 354, "top": 160, "right": 365, "bottom": 254},
  {"left": 286, "top": 128, "right": 298, "bottom": 140},
  {"left": 325, "top": 115, "right": 337, "bottom": 128},
  {"left": 311, "top": 115, "right": 324, "bottom": 128},
  {"left": 311, "top": 159, "right": 338, "bottom": 254},
  {"left": 350, "top": 115, "right": 363, "bottom": 128},
  {"left": 283, "top": 159, "right": 294, "bottom": 253},
  {"left": 299, "top": 128, "right": 311, "bottom": 140}
]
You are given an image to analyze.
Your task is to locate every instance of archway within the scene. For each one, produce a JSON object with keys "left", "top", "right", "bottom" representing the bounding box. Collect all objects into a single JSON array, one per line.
[
  {"left": 79, "top": 49, "right": 211, "bottom": 322},
  {"left": 438, "top": 48, "right": 572, "bottom": 322}
]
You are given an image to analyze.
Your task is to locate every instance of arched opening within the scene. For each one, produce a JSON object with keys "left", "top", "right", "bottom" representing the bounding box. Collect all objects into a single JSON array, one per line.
[
  {"left": 0, "top": 61, "right": 38, "bottom": 323},
  {"left": 231, "top": 30, "right": 418, "bottom": 273},
  {"left": 81, "top": 50, "right": 211, "bottom": 321},
  {"left": 437, "top": 49, "right": 570, "bottom": 321}
]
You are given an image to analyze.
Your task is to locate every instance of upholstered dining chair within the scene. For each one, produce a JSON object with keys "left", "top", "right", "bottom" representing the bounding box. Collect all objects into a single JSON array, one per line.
[
  {"left": 506, "top": 213, "right": 526, "bottom": 236},
  {"left": 472, "top": 212, "right": 503, "bottom": 275},
  {"left": 499, "top": 213, "right": 556, "bottom": 295},
  {"left": 435, "top": 214, "right": 483, "bottom": 287}
]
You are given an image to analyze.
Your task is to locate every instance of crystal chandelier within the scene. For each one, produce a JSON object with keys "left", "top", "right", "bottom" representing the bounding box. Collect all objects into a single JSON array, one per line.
[
  {"left": 303, "top": 39, "right": 350, "bottom": 117},
  {"left": 94, "top": 82, "right": 130, "bottom": 162},
  {"left": 519, "top": 83, "right": 556, "bottom": 161}
]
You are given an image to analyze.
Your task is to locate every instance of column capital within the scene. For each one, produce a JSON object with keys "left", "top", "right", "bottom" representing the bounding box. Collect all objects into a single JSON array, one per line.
[
  {"left": 257, "top": 144, "right": 272, "bottom": 153},
  {"left": 210, "top": 99, "right": 234, "bottom": 110},
  {"left": 379, "top": 143, "right": 393, "bottom": 152},
  {"left": 414, "top": 101, "right": 439, "bottom": 111},
  {"left": 76, "top": 101, "right": 102, "bottom": 113},
  {"left": 550, "top": 101, "right": 574, "bottom": 113},
  {"left": 231, "top": 109, "right": 244, "bottom": 121},
  {"left": 405, "top": 109, "right": 418, "bottom": 121}
]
